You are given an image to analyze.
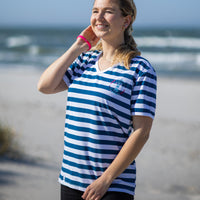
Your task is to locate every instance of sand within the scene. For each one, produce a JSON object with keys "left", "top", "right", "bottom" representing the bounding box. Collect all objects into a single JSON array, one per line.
[{"left": 0, "top": 67, "right": 200, "bottom": 200}]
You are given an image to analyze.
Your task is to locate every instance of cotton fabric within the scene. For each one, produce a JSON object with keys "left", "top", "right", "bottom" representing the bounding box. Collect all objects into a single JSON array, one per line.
[{"left": 59, "top": 50, "right": 157, "bottom": 196}]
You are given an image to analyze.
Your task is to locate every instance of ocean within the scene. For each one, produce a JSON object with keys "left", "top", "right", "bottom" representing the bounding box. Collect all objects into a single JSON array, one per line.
[{"left": 0, "top": 27, "right": 200, "bottom": 78}]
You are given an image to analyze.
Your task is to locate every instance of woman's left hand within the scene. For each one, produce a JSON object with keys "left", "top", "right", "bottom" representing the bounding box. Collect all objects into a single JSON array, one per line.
[{"left": 82, "top": 175, "right": 112, "bottom": 200}]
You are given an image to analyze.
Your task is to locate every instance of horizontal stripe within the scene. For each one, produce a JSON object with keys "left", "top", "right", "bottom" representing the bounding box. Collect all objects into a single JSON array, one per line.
[
  {"left": 65, "top": 123, "right": 127, "bottom": 138},
  {"left": 63, "top": 149, "right": 114, "bottom": 164},
  {"left": 72, "top": 79, "right": 131, "bottom": 99},
  {"left": 132, "top": 108, "right": 155, "bottom": 117},
  {"left": 67, "top": 96, "right": 131, "bottom": 120},
  {"left": 66, "top": 114, "right": 123, "bottom": 130},
  {"left": 135, "top": 79, "right": 157, "bottom": 90},
  {"left": 65, "top": 132, "right": 124, "bottom": 146},
  {"left": 64, "top": 127, "right": 127, "bottom": 143},
  {"left": 69, "top": 87, "right": 130, "bottom": 111},
  {"left": 111, "top": 183, "right": 135, "bottom": 191},
  {"left": 64, "top": 140, "right": 120, "bottom": 155},
  {"left": 62, "top": 158, "right": 106, "bottom": 172},
  {"left": 132, "top": 89, "right": 157, "bottom": 99},
  {"left": 132, "top": 99, "right": 156, "bottom": 108},
  {"left": 66, "top": 105, "right": 115, "bottom": 120},
  {"left": 61, "top": 167, "right": 98, "bottom": 180},
  {"left": 59, "top": 174, "right": 89, "bottom": 188},
  {"left": 61, "top": 50, "right": 156, "bottom": 196}
]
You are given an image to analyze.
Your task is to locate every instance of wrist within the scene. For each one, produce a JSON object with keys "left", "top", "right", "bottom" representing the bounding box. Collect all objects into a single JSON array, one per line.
[
  {"left": 77, "top": 35, "right": 92, "bottom": 51},
  {"left": 74, "top": 38, "right": 90, "bottom": 52},
  {"left": 69, "top": 40, "right": 89, "bottom": 55},
  {"left": 101, "top": 172, "right": 114, "bottom": 186}
]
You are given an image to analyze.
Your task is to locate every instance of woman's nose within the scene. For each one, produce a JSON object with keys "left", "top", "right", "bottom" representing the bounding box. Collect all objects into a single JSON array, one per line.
[{"left": 96, "top": 11, "right": 104, "bottom": 21}]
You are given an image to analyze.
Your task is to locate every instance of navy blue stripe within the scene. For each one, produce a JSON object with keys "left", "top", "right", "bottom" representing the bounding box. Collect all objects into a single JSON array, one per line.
[
  {"left": 64, "top": 140, "right": 120, "bottom": 155},
  {"left": 66, "top": 114, "right": 125, "bottom": 130},
  {"left": 62, "top": 154, "right": 136, "bottom": 175},
  {"left": 131, "top": 59, "right": 150, "bottom": 70},
  {"left": 116, "top": 177, "right": 135, "bottom": 183},
  {"left": 133, "top": 89, "right": 157, "bottom": 99},
  {"left": 66, "top": 106, "right": 129, "bottom": 130},
  {"left": 132, "top": 108, "right": 155, "bottom": 117},
  {"left": 104, "top": 68, "right": 134, "bottom": 81},
  {"left": 124, "top": 167, "right": 136, "bottom": 174},
  {"left": 61, "top": 167, "right": 98, "bottom": 180},
  {"left": 78, "top": 53, "right": 98, "bottom": 67},
  {"left": 145, "top": 72, "right": 157, "bottom": 80},
  {"left": 67, "top": 52, "right": 99, "bottom": 79},
  {"left": 131, "top": 99, "right": 156, "bottom": 108},
  {"left": 59, "top": 174, "right": 89, "bottom": 188},
  {"left": 111, "top": 183, "right": 135, "bottom": 191},
  {"left": 67, "top": 97, "right": 131, "bottom": 121},
  {"left": 72, "top": 79, "right": 131, "bottom": 99},
  {"left": 65, "top": 123, "right": 126, "bottom": 138},
  {"left": 62, "top": 158, "right": 105, "bottom": 172},
  {"left": 67, "top": 105, "right": 113, "bottom": 119},
  {"left": 63, "top": 150, "right": 113, "bottom": 164},
  {"left": 135, "top": 80, "right": 157, "bottom": 90},
  {"left": 65, "top": 132, "right": 124, "bottom": 146},
  {"left": 69, "top": 88, "right": 130, "bottom": 110},
  {"left": 65, "top": 71, "right": 72, "bottom": 84},
  {"left": 81, "top": 73, "right": 132, "bottom": 90}
]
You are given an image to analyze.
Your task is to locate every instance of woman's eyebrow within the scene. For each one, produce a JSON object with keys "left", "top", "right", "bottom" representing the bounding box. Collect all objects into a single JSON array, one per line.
[{"left": 92, "top": 7, "right": 116, "bottom": 11}]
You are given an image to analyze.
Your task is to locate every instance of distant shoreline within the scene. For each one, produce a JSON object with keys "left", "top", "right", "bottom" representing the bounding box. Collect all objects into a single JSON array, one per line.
[{"left": 0, "top": 25, "right": 200, "bottom": 31}]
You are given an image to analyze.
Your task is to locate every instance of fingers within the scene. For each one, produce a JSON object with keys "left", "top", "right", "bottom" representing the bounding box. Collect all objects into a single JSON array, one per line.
[
  {"left": 79, "top": 25, "right": 100, "bottom": 47},
  {"left": 81, "top": 187, "right": 89, "bottom": 199},
  {"left": 82, "top": 187, "right": 101, "bottom": 200}
]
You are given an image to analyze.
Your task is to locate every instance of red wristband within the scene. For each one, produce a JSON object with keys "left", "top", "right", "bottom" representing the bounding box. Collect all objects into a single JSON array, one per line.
[{"left": 77, "top": 35, "right": 92, "bottom": 51}]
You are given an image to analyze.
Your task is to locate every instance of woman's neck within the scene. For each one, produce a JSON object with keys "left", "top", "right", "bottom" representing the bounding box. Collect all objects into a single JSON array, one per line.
[{"left": 101, "top": 38, "right": 124, "bottom": 61}]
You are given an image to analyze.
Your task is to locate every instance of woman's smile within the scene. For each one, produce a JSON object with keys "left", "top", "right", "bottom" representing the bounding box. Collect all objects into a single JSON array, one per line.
[
  {"left": 91, "top": 0, "right": 126, "bottom": 42},
  {"left": 96, "top": 23, "right": 109, "bottom": 30}
]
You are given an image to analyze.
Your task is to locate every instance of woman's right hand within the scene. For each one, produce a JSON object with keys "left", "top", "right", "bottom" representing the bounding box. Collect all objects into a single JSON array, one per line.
[
  {"left": 77, "top": 25, "right": 100, "bottom": 48},
  {"left": 38, "top": 26, "right": 99, "bottom": 94}
]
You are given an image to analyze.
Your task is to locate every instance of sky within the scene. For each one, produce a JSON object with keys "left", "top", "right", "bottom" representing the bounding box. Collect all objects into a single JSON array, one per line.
[{"left": 0, "top": 0, "right": 199, "bottom": 28}]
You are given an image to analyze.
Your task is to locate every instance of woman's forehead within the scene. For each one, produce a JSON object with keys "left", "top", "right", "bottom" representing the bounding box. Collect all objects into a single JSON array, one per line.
[{"left": 93, "top": 0, "right": 119, "bottom": 7}]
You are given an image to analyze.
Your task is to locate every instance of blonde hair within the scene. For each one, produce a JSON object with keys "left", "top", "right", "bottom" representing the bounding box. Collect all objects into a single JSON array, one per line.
[{"left": 93, "top": 0, "right": 141, "bottom": 69}]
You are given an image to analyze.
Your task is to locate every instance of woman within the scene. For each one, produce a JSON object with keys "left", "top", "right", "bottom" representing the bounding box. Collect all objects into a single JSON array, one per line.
[{"left": 38, "top": 0, "right": 157, "bottom": 199}]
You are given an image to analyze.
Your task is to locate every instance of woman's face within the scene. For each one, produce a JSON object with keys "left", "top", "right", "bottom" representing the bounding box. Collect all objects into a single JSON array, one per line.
[{"left": 91, "top": 0, "right": 128, "bottom": 43}]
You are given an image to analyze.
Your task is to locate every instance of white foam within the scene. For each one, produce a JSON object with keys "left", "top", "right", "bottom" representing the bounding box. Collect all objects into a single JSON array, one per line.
[
  {"left": 142, "top": 52, "right": 200, "bottom": 69},
  {"left": 135, "top": 36, "right": 200, "bottom": 49},
  {"left": 6, "top": 35, "right": 32, "bottom": 48},
  {"left": 28, "top": 45, "right": 40, "bottom": 55}
]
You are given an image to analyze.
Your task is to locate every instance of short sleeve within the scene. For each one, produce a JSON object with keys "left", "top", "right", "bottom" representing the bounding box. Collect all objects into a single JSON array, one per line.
[
  {"left": 63, "top": 53, "right": 86, "bottom": 87},
  {"left": 131, "top": 66, "right": 157, "bottom": 119}
]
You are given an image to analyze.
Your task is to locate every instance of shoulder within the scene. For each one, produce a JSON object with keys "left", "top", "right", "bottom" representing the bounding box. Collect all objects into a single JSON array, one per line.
[
  {"left": 72, "top": 50, "right": 101, "bottom": 70},
  {"left": 130, "top": 56, "right": 156, "bottom": 80},
  {"left": 78, "top": 50, "right": 101, "bottom": 63}
]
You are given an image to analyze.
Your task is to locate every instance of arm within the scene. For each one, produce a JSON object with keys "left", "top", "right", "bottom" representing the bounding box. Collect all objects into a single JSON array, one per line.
[
  {"left": 37, "top": 26, "right": 99, "bottom": 94},
  {"left": 82, "top": 116, "right": 153, "bottom": 200}
]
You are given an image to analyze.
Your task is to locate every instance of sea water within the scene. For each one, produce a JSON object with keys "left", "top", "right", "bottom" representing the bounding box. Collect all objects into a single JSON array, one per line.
[{"left": 0, "top": 27, "right": 200, "bottom": 77}]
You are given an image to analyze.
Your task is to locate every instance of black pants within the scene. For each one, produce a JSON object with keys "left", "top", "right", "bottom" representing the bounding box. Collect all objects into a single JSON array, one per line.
[{"left": 61, "top": 185, "right": 134, "bottom": 200}]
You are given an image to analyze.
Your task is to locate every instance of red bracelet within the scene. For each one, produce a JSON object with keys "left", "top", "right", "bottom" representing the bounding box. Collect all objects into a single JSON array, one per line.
[{"left": 77, "top": 35, "right": 92, "bottom": 51}]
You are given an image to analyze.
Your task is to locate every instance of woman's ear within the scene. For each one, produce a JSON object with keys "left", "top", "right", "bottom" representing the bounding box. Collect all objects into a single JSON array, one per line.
[{"left": 124, "top": 15, "right": 132, "bottom": 28}]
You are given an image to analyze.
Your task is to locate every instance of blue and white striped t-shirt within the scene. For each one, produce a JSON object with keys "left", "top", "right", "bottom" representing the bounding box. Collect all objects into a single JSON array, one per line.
[{"left": 59, "top": 50, "right": 157, "bottom": 196}]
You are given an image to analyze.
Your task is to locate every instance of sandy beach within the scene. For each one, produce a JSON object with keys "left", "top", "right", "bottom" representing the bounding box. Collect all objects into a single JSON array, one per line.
[{"left": 0, "top": 67, "right": 200, "bottom": 200}]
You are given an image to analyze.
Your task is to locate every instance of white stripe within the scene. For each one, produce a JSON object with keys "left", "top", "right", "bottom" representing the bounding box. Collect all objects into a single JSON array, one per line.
[
  {"left": 65, "top": 118, "right": 125, "bottom": 134},
  {"left": 62, "top": 162, "right": 103, "bottom": 176},
  {"left": 60, "top": 170, "right": 92, "bottom": 185},
  {"left": 132, "top": 93, "right": 156, "bottom": 103},
  {"left": 66, "top": 110, "right": 117, "bottom": 125},
  {"left": 68, "top": 92, "right": 130, "bottom": 114},
  {"left": 64, "top": 136, "right": 121, "bottom": 151},
  {"left": 64, "top": 127, "right": 127, "bottom": 143},
  {"left": 62, "top": 154, "right": 109, "bottom": 169},
  {"left": 63, "top": 145, "right": 116, "bottom": 160}
]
